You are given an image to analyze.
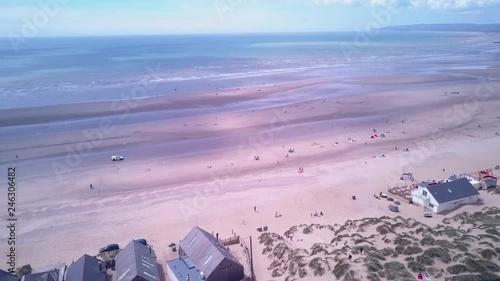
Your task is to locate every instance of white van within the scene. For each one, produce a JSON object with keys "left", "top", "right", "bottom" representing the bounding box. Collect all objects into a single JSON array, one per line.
[{"left": 111, "top": 156, "right": 124, "bottom": 161}]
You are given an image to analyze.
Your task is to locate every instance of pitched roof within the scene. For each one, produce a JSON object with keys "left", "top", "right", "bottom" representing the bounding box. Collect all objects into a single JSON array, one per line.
[
  {"left": 0, "top": 270, "right": 18, "bottom": 281},
  {"left": 426, "top": 178, "right": 479, "bottom": 204},
  {"left": 115, "top": 240, "right": 160, "bottom": 281},
  {"left": 66, "top": 254, "right": 105, "bottom": 281},
  {"left": 179, "top": 226, "right": 242, "bottom": 278},
  {"left": 23, "top": 270, "right": 58, "bottom": 281}
]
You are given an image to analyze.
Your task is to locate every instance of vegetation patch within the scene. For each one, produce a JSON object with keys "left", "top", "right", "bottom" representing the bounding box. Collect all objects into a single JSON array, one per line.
[
  {"left": 394, "top": 236, "right": 412, "bottom": 246},
  {"left": 436, "top": 239, "right": 455, "bottom": 249},
  {"left": 383, "top": 261, "right": 414, "bottom": 280},
  {"left": 420, "top": 237, "right": 435, "bottom": 246},
  {"left": 446, "top": 264, "right": 469, "bottom": 275},
  {"left": 403, "top": 246, "right": 423, "bottom": 255},
  {"left": 16, "top": 264, "right": 32, "bottom": 277},
  {"left": 303, "top": 226, "right": 313, "bottom": 234},
  {"left": 444, "top": 273, "right": 500, "bottom": 281},
  {"left": 480, "top": 249, "right": 498, "bottom": 260},
  {"left": 365, "top": 256, "right": 384, "bottom": 273},
  {"left": 308, "top": 257, "right": 329, "bottom": 277},
  {"left": 416, "top": 254, "right": 434, "bottom": 266},
  {"left": 485, "top": 228, "right": 499, "bottom": 236},
  {"left": 423, "top": 247, "right": 452, "bottom": 264},
  {"left": 407, "top": 261, "right": 425, "bottom": 273},
  {"left": 333, "top": 259, "right": 350, "bottom": 279}
]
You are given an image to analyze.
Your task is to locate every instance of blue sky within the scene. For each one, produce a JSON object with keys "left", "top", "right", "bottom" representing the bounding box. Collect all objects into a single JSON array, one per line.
[{"left": 1, "top": 0, "right": 500, "bottom": 36}]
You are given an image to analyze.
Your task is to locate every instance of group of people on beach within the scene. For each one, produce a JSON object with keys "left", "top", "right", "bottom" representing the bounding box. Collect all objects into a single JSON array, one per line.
[
  {"left": 417, "top": 271, "right": 431, "bottom": 280},
  {"left": 311, "top": 211, "right": 323, "bottom": 217}
]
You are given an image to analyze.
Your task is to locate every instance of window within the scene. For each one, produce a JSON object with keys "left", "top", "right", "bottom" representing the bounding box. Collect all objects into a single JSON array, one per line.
[
  {"left": 422, "top": 190, "right": 427, "bottom": 196},
  {"left": 204, "top": 255, "right": 213, "bottom": 265}
]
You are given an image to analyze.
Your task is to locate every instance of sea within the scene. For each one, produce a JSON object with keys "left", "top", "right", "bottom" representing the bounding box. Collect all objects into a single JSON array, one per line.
[{"left": 0, "top": 31, "right": 498, "bottom": 109}]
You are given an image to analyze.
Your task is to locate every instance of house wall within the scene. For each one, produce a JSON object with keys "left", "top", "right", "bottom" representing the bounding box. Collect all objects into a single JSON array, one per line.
[
  {"left": 435, "top": 196, "right": 480, "bottom": 213},
  {"left": 411, "top": 187, "right": 438, "bottom": 210},
  {"left": 206, "top": 258, "right": 244, "bottom": 281}
]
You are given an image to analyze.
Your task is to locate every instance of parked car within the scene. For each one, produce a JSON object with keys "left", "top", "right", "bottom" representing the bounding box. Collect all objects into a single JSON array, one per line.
[
  {"left": 111, "top": 156, "right": 124, "bottom": 161},
  {"left": 388, "top": 204, "right": 399, "bottom": 212},
  {"left": 99, "top": 243, "right": 119, "bottom": 253},
  {"left": 135, "top": 239, "right": 147, "bottom": 246}
]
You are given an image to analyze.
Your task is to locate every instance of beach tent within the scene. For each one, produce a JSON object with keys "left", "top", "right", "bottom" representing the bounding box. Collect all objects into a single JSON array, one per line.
[
  {"left": 381, "top": 134, "right": 386, "bottom": 138},
  {"left": 370, "top": 136, "right": 374, "bottom": 139}
]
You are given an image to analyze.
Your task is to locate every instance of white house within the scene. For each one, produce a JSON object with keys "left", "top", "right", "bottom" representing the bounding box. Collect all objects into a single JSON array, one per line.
[{"left": 411, "top": 178, "right": 480, "bottom": 213}]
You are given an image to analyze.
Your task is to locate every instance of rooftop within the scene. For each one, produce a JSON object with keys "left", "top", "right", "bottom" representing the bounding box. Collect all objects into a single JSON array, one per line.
[
  {"left": 0, "top": 270, "right": 18, "bottom": 281},
  {"left": 426, "top": 178, "right": 480, "bottom": 204},
  {"left": 167, "top": 256, "right": 204, "bottom": 281},
  {"left": 66, "top": 254, "right": 105, "bottom": 281},
  {"left": 115, "top": 240, "right": 160, "bottom": 281},
  {"left": 23, "top": 270, "right": 58, "bottom": 281},
  {"left": 179, "top": 226, "right": 243, "bottom": 278}
]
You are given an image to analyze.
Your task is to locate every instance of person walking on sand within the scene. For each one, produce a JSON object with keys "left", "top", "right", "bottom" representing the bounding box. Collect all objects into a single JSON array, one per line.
[
  {"left": 254, "top": 206, "right": 256, "bottom": 212},
  {"left": 90, "top": 183, "right": 93, "bottom": 189}
]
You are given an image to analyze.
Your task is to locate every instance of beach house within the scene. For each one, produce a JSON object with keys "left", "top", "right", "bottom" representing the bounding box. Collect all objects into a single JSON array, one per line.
[
  {"left": 66, "top": 254, "right": 105, "bottom": 281},
  {"left": 114, "top": 240, "right": 161, "bottom": 281},
  {"left": 166, "top": 226, "right": 245, "bottom": 281},
  {"left": 411, "top": 178, "right": 480, "bottom": 213}
]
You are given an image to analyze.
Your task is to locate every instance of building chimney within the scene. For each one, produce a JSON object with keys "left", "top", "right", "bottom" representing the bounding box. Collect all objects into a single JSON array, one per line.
[{"left": 216, "top": 233, "right": 219, "bottom": 241}]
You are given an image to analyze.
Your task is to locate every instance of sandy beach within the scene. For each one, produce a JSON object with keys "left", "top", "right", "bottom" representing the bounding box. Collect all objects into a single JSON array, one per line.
[{"left": 1, "top": 64, "right": 500, "bottom": 280}]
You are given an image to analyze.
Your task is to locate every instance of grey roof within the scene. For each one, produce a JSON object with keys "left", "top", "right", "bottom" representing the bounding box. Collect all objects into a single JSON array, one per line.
[
  {"left": 115, "top": 240, "right": 160, "bottom": 281},
  {"left": 179, "top": 226, "right": 242, "bottom": 278},
  {"left": 426, "top": 178, "right": 479, "bottom": 204},
  {"left": 23, "top": 270, "right": 58, "bottom": 281},
  {"left": 0, "top": 270, "right": 18, "bottom": 281},
  {"left": 167, "top": 257, "right": 204, "bottom": 281},
  {"left": 66, "top": 254, "right": 105, "bottom": 281}
]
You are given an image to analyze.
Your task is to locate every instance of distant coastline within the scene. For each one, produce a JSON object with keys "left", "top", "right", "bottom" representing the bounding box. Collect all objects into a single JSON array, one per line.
[{"left": 382, "top": 23, "right": 500, "bottom": 32}]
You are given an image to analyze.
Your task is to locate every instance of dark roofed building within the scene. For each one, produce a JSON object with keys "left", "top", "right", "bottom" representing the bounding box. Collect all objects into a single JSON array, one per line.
[
  {"left": 0, "top": 269, "right": 18, "bottom": 281},
  {"left": 426, "top": 178, "right": 480, "bottom": 204},
  {"left": 66, "top": 254, "right": 105, "bottom": 281},
  {"left": 412, "top": 178, "right": 480, "bottom": 213},
  {"left": 167, "top": 226, "right": 244, "bottom": 281},
  {"left": 114, "top": 240, "right": 160, "bottom": 281},
  {"left": 21, "top": 269, "right": 58, "bottom": 281}
]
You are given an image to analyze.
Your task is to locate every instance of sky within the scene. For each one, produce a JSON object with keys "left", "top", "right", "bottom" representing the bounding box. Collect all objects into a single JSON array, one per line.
[{"left": 1, "top": 0, "right": 500, "bottom": 36}]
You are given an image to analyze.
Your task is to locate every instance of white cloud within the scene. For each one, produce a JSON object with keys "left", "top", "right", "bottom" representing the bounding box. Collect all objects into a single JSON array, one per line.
[{"left": 315, "top": 0, "right": 500, "bottom": 9}]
